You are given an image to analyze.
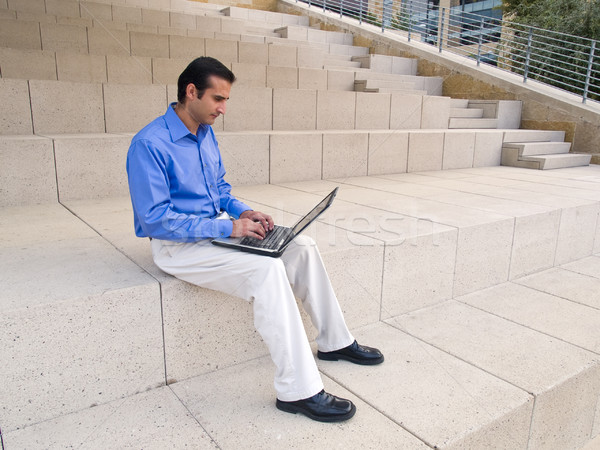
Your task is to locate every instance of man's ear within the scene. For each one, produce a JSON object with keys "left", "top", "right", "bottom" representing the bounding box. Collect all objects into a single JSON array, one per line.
[{"left": 185, "top": 83, "right": 197, "bottom": 100}]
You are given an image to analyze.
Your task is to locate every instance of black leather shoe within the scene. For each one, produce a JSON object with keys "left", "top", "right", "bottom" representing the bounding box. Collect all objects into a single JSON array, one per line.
[
  {"left": 317, "top": 340, "right": 384, "bottom": 365},
  {"left": 276, "top": 390, "right": 356, "bottom": 422}
]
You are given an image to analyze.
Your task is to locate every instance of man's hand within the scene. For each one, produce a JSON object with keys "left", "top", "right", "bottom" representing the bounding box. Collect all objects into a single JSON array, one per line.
[{"left": 230, "top": 210, "right": 274, "bottom": 239}]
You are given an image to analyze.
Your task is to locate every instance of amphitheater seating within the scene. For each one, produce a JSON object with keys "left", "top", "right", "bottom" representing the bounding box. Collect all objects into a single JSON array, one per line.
[{"left": 1, "top": 0, "right": 599, "bottom": 448}]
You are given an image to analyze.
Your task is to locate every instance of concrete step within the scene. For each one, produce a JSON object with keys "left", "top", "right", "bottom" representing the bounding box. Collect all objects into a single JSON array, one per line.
[
  {"left": 450, "top": 98, "right": 470, "bottom": 108},
  {"left": 448, "top": 117, "right": 499, "bottom": 129},
  {"left": 2, "top": 79, "right": 451, "bottom": 134},
  {"left": 351, "top": 54, "right": 418, "bottom": 75},
  {"left": 3, "top": 166, "right": 600, "bottom": 447},
  {"left": 449, "top": 107, "right": 484, "bottom": 118},
  {"left": 521, "top": 153, "right": 593, "bottom": 170},
  {"left": 354, "top": 79, "right": 417, "bottom": 92},
  {"left": 504, "top": 141, "right": 573, "bottom": 156}
]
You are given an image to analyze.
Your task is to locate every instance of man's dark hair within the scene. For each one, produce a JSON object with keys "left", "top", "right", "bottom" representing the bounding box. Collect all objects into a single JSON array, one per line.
[{"left": 177, "top": 57, "right": 236, "bottom": 103}]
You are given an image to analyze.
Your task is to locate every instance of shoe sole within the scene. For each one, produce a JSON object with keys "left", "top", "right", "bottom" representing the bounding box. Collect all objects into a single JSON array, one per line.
[
  {"left": 317, "top": 352, "right": 385, "bottom": 365},
  {"left": 276, "top": 400, "right": 357, "bottom": 423}
]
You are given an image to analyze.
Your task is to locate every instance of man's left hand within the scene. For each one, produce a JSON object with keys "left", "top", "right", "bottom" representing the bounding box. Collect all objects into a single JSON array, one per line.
[{"left": 240, "top": 210, "right": 274, "bottom": 234}]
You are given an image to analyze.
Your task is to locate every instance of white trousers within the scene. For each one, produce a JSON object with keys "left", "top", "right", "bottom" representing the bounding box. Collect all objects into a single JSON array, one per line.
[{"left": 150, "top": 235, "right": 354, "bottom": 401}]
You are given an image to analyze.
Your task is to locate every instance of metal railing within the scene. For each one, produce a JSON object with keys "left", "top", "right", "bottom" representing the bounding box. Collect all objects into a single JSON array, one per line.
[{"left": 296, "top": 0, "right": 599, "bottom": 104}]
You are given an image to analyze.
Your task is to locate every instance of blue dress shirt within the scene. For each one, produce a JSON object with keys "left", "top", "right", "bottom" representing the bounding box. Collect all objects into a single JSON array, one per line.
[{"left": 126, "top": 104, "right": 251, "bottom": 242}]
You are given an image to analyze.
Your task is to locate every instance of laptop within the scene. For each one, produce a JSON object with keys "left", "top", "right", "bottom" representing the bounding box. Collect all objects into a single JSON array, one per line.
[{"left": 212, "top": 187, "right": 338, "bottom": 257}]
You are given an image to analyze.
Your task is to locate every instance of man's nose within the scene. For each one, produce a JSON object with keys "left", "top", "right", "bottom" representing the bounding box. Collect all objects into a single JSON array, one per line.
[{"left": 217, "top": 102, "right": 226, "bottom": 115}]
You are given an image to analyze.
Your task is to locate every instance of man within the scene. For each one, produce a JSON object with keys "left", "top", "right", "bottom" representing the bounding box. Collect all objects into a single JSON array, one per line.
[{"left": 126, "top": 57, "right": 383, "bottom": 422}]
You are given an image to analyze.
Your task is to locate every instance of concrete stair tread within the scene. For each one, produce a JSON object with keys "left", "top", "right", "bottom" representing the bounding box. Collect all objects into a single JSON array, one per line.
[
  {"left": 448, "top": 118, "right": 499, "bottom": 129},
  {"left": 450, "top": 107, "right": 484, "bottom": 118},
  {"left": 520, "top": 153, "right": 592, "bottom": 169},
  {"left": 503, "top": 141, "right": 572, "bottom": 156}
]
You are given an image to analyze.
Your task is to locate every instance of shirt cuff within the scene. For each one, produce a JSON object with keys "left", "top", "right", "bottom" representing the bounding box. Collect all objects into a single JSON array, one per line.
[{"left": 216, "top": 218, "right": 234, "bottom": 238}]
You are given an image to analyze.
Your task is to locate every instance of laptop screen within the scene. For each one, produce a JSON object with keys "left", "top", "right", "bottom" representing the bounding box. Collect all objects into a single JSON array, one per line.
[{"left": 289, "top": 187, "right": 338, "bottom": 237}]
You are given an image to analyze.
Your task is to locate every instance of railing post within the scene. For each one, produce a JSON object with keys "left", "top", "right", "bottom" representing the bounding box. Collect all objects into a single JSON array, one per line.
[
  {"left": 408, "top": 0, "right": 413, "bottom": 42},
  {"left": 323, "top": 0, "right": 326, "bottom": 13},
  {"left": 582, "top": 40, "right": 596, "bottom": 104},
  {"left": 340, "top": 0, "right": 343, "bottom": 18},
  {"left": 438, "top": 7, "right": 445, "bottom": 52},
  {"left": 523, "top": 27, "right": 533, "bottom": 83},
  {"left": 476, "top": 16, "right": 483, "bottom": 65},
  {"left": 359, "top": 0, "right": 363, "bottom": 25}
]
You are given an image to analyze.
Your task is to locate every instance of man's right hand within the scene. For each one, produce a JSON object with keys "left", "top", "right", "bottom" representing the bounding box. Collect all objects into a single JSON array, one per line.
[{"left": 230, "top": 218, "right": 268, "bottom": 239}]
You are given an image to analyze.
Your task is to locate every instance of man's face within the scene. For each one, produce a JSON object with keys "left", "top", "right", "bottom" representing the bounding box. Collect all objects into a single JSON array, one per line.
[{"left": 188, "top": 75, "right": 231, "bottom": 126}]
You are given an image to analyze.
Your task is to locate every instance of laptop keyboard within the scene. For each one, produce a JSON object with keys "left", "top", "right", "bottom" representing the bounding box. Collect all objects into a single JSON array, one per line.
[{"left": 240, "top": 225, "right": 291, "bottom": 249}]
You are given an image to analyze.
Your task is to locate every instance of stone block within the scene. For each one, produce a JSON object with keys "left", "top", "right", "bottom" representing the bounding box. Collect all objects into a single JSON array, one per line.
[
  {"left": 220, "top": 17, "right": 246, "bottom": 34},
  {"left": 238, "top": 41, "right": 268, "bottom": 65},
  {"left": 453, "top": 218, "right": 514, "bottom": 296},
  {"left": 169, "top": 35, "right": 205, "bottom": 60},
  {"left": 407, "top": 132, "right": 444, "bottom": 172},
  {"left": 127, "top": 23, "right": 158, "bottom": 34},
  {"left": 53, "top": 134, "right": 131, "bottom": 201},
  {"left": 319, "top": 323, "right": 532, "bottom": 449},
  {"left": 170, "top": 11, "right": 196, "bottom": 29},
  {"left": 141, "top": 8, "right": 169, "bottom": 27},
  {"left": 56, "top": 52, "right": 108, "bottom": 83},
  {"left": 7, "top": 0, "right": 44, "bottom": 14},
  {"left": 104, "top": 83, "right": 166, "bottom": 133},
  {"left": 269, "top": 133, "right": 322, "bottom": 183},
  {"left": 390, "top": 93, "right": 423, "bottom": 129},
  {"left": 555, "top": 203, "right": 600, "bottom": 265},
  {"left": 223, "top": 86, "right": 272, "bottom": 132},
  {"left": 196, "top": 15, "right": 221, "bottom": 33},
  {"left": 0, "top": 79, "right": 33, "bottom": 135},
  {"left": 130, "top": 31, "right": 169, "bottom": 58},
  {"left": 216, "top": 132, "right": 270, "bottom": 186},
  {"left": 45, "top": 0, "right": 80, "bottom": 18},
  {"left": 152, "top": 57, "right": 189, "bottom": 85},
  {"left": 394, "top": 300, "right": 600, "bottom": 450},
  {"left": 473, "top": 131, "right": 503, "bottom": 167},
  {"left": 105, "top": 54, "right": 152, "bottom": 84},
  {"left": 230, "top": 62, "right": 266, "bottom": 88},
  {"left": 298, "top": 68, "right": 327, "bottom": 90},
  {"left": 112, "top": 5, "right": 142, "bottom": 24},
  {"left": 421, "top": 95, "right": 451, "bottom": 129},
  {"left": 272, "top": 88, "right": 316, "bottom": 131},
  {"left": 266, "top": 66, "right": 297, "bottom": 89},
  {"left": 4, "top": 387, "right": 214, "bottom": 448},
  {"left": 0, "top": 17, "right": 41, "bottom": 50},
  {"left": 382, "top": 225, "right": 457, "bottom": 315},
  {"left": 0, "top": 48, "right": 57, "bottom": 81},
  {"left": 160, "top": 277, "right": 265, "bottom": 383},
  {"left": 29, "top": 80, "right": 105, "bottom": 134},
  {"left": 442, "top": 132, "right": 475, "bottom": 170},
  {"left": 317, "top": 91, "right": 355, "bottom": 130},
  {"left": 40, "top": 23, "right": 88, "bottom": 54},
  {"left": 322, "top": 132, "right": 368, "bottom": 179},
  {"left": 268, "top": 43, "right": 296, "bottom": 68},
  {"left": 205, "top": 38, "right": 238, "bottom": 64},
  {"left": 0, "top": 136, "right": 56, "bottom": 206},
  {"left": 355, "top": 92, "right": 391, "bottom": 130},
  {"left": 87, "top": 27, "right": 130, "bottom": 56},
  {"left": 368, "top": 131, "right": 409, "bottom": 175},
  {"left": 297, "top": 46, "right": 324, "bottom": 69},
  {"left": 510, "top": 210, "right": 561, "bottom": 279},
  {"left": 80, "top": 1, "right": 112, "bottom": 22},
  {"left": 0, "top": 233, "right": 163, "bottom": 431},
  {"left": 327, "top": 69, "right": 355, "bottom": 91}
]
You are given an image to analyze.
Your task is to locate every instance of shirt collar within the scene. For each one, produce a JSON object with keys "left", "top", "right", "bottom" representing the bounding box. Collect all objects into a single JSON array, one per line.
[{"left": 165, "top": 103, "right": 208, "bottom": 142}]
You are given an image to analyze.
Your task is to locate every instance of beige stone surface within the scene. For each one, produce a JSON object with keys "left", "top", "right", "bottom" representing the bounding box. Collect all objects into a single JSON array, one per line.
[
  {"left": 320, "top": 323, "right": 533, "bottom": 449},
  {"left": 407, "top": 131, "right": 444, "bottom": 172},
  {"left": 216, "top": 132, "right": 270, "bottom": 185},
  {"left": 130, "top": 31, "right": 169, "bottom": 58},
  {"left": 40, "top": 22, "right": 88, "bottom": 54},
  {"left": 391, "top": 300, "right": 600, "bottom": 450},
  {"left": 224, "top": 86, "right": 272, "bottom": 131},
  {"left": 266, "top": 65, "right": 297, "bottom": 89},
  {"left": 355, "top": 92, "right": 390, "bottom": 130},
  {"left": 169, "top": 34, "right": 206, "bottom": 60},
  {"left": 57, "top": 52, "right": 109, "bottom": 83},
  {"left": 0, "top": 136, "right": 56, "bottom": 206},
  {"left": 272, "top": 88, "right": 316, "bottom": 131},
  {"left": 367, "top": 131, "right": 409, "bottom": 175},
  {"left": 269, "top": 132, "right": 322, "bottom": 183},
  {"left": 390, "top": 93, "right": 423, "bottom": 129},
  {"left": 0, "top": 78, "right": 34, "bottom": 134},
  {"left": 442, "top": 131, "right": 475, "bottom": 169},
  {"left": 317, "top": 90, "right": 355, "bottom": 130},
  {"left": 87, "top": 27, "right": 130, "bottom": 56},
  {"left": 0, "top": 17, "right": 42, "bottom": 50},
  {"left": 322, "top": 131, "right": 368, "bottom": 179},
  {"left": 104, "top": 83, "right": 166, "bottom": 133},
  {"left": 30, "top": 79, "right": 105, "bottom": 134},
  {"left": 0, "top": 48, "right": 57, "bottom": 80},
  {"left": 205, "top": 38, "right": 238, "bottom": 63}
]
